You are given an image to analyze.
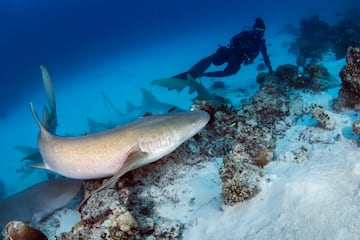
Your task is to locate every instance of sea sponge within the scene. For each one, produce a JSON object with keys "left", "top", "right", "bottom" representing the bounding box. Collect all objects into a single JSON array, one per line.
[{"left": 311, "top": 105, "right": 335, "bottom": 130}]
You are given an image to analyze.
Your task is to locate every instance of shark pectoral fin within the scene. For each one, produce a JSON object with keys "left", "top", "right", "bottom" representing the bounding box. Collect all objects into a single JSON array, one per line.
[
  {"left": 28, "top": 162, "right": 47, "bottom": 169},
  {"left": 96, "top": 149, "right": 148, "bottom": 192},
  {"left": 14, "top": 145, "right": 38, "bottom": 154},
  {"left": 13, "top": 145, "right": 42, "bottom": 162},
  {"left": 77, "top": 145, "right": 148, "bottom": 211},
  {"left": 21, "top": 152, "right": 42, "bottom": 162}
]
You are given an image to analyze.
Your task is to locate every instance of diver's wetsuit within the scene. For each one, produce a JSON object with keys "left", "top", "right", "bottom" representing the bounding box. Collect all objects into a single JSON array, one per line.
[{"left": 173, "top": 29, "right": 272, "bottom": 80}]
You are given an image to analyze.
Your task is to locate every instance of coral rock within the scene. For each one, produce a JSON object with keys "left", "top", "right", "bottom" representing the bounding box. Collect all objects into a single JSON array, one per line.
[
  {"left": 333, "top": 47, "right": 360, "bottom": 111},
  {"left": 352, "top": 120, "right": 360, "bottom": 136}
]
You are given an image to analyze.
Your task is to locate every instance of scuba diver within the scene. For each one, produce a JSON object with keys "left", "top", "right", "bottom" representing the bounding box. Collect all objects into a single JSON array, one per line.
[{"left": 173, "top": 18, "right": 273, "bottom": 80}]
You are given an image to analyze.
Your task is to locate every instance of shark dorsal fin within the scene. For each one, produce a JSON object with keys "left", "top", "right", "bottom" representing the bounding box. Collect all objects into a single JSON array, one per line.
[
  {"left": 126, "top": 101, "right": 136, "bottom": 112},
  {"left": 140, "top": 88, "right": 159, "bottom": 104},
  {"left": 101, "top": 92, "right": 123, "bottom": 116},
  {"left": 101, "top": 91, "right": 125, "bottom": 125},
  {"left": 30, "top": 103, "right": 53, "bottom": 141},
  {"left": 186, "top": 74, "right": 197, "bottom": 94}
]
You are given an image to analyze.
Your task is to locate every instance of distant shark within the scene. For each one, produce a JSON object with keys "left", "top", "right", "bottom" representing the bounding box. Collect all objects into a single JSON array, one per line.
[
  {"left": 151, "top": 74, "right": 231, "bottom": 107},
  {"left": 39, "top": 65, "right": 58, "bottom": 133},
  {"left": 0, "top": 179, "right": 82, "bottom": 229},
  {"left": 87, "top": 88, "right": 184, "bottom": 133}
]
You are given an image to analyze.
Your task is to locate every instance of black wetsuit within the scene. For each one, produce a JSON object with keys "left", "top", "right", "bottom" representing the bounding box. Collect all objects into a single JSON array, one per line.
[{"left": 174, "top": 30, "right": 272, "bottom": 80}]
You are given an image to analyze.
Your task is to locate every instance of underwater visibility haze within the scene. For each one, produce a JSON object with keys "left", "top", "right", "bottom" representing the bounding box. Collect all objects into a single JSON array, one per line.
[{"left": 0, "top": 0, "right": 360, "bottom": 239}]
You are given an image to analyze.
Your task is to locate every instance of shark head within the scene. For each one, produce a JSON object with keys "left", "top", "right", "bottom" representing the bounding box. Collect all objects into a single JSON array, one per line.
[
  {"left": 116, "top": 110, "right": 211, "bottom": 171},
  {"left": 169, "top": 110, "right": 209, "bottom": 142}
]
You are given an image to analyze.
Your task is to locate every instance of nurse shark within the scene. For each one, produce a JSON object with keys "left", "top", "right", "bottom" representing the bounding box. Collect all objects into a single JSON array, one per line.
[{"left": 0, "top": 179, "right": 82, "bottom": 229}]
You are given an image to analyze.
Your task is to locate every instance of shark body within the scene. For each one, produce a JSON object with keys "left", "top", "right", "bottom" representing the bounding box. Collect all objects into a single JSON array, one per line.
[
  {"left": 31, "top": 104, "right": 209, "bottom": 187},
  {"left": 151, "top": 75, "right": 231, "bottom": 107},
  {"left": 0, "top": 179, "right": 82, "bottom": 229}
]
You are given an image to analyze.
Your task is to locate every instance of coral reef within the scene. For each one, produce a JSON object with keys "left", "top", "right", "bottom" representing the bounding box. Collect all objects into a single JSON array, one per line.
[
  {"left": 59, "top": 97, "right": 281, "bottom": 237},
  {"left": 331, "top": 10, "right": 360, "bottom": 59},
  {"left": 289, "top": 11, "right": 360, "bottom": 64},
  {"left": 274, "top": 64, "right": 310, "bottom": 89},
  {"left": 257, "top": 64, "right": 338, "bottom": 92},
  {"left": 333, "top": 47, "right": 360, "bottom": 111},
  {"left": 242, "top": 83, "right": 290, "bottom": 132},
  {"left": 311, "top": 105, "right": 336, "bottom": 130},
  {"left": 57, "top": 67, "right": 336, "bottom": 237},
  {"left": 302, "top": 64, "right": 339, "bottom": 91},
  {"left": 289, "top": 14, "right": 332, "bottom": 65},
  {"left": 60, "top": 187, "right": 185, "bottom": 240},
  {"left": 192, "top": 101, "right": 272, "bottom": 205},
  {"left": 220, "top": 159, "right": 261, "bottom": 204}
]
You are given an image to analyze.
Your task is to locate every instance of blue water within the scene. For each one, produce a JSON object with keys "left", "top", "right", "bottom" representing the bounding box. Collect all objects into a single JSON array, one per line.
[{"left": 0, "top": 0, "right": 358, "bottom": 196}]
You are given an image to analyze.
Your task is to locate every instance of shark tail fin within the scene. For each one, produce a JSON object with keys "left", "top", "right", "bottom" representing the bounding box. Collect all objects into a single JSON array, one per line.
[
  {"left": 28, "top": 162, "right": 47, "bottom": 169},
  {"left": 30, "top": 102, "right": 53, "bottom": 139}
]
